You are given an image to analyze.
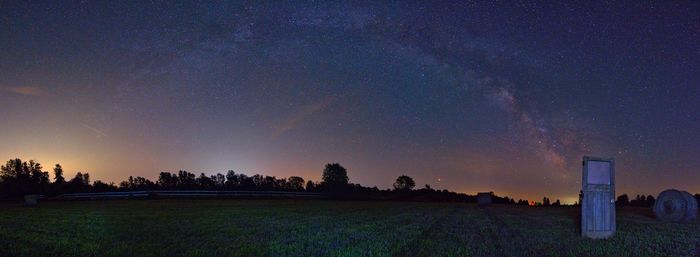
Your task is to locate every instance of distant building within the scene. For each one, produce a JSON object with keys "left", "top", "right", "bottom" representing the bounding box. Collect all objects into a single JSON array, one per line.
[
  {"left": 477, "top": 192, "right": 492, "bottom": 206},
  {"left": 24, "top": 194, "right": 38, "bottom": 206}
]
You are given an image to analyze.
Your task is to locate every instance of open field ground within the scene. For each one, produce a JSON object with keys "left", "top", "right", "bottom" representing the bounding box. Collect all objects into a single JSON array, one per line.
[{"left": 1, "top": 199, "right": 699, "bottom": 257}]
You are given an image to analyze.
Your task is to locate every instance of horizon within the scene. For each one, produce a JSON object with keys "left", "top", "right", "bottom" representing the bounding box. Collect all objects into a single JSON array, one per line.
[
  {"left": 2, "top": 1, "right": 699, "bottom": 204},
  {"left": 0, "top": 157, "right": 683, "bottom": 205}
]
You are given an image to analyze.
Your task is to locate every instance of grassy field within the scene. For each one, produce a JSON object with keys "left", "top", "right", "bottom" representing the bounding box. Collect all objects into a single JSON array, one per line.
[{"left": 0, "top": 199, "right": 698, "bottom": 257}]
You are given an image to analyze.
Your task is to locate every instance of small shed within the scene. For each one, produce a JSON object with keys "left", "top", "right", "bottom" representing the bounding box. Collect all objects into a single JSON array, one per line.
[{"left": 477, "top": 192, "right": 492, "bottom": 206}]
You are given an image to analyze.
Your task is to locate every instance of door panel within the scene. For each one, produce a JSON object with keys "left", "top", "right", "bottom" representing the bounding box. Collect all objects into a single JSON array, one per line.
[{"left": 585, "top": 189, "right": 613, "bottom": 231}]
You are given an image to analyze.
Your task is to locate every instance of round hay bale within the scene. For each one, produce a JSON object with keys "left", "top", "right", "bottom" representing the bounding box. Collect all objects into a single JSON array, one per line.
[{"left": 653, "top": 189, "right": 698, "bottom": 222}]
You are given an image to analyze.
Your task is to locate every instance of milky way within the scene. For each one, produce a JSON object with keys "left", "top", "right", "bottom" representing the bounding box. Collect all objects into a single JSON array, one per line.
[{"left": 1, "top": 1, "right": 699, "bottom": 202}]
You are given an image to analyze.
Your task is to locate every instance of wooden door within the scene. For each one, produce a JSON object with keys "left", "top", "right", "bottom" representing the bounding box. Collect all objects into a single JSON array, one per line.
[{"left": 581, "top": 157, "right": 615, "bottom": 239}]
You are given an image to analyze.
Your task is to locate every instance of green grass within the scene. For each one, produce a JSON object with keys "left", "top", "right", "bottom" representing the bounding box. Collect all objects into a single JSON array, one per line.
[{"left": 0, "top": 200, "right": 698, "bottom": 257}]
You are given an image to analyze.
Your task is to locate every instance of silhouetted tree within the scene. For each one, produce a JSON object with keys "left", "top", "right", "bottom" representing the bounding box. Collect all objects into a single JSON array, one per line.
[
  {"left": 393, "top": 175, "right": 416, "bottom": 191},
  {"left": 305, "top": 180, "right": 317, "bottom": 192},
  {"left": 0, "top": 158, "right": 49, "bottom": 196},
  {"left": 627, "top": 194, "right": 655, "bottom": 207},
  {"left": 75, "top": 172, "right": 90, "bottom": 185},
  {"left": 259, "top": 176, "right": 278, "bottom": 190},
  {"left": 225, "top": 170, "right": 237, "bottom": 188},
  {"left": 578, "top": 190, "right": 583, "bottom": 206},
  {"left": 322, "top": 163, "right": 348, "bottom": 186},
  {"left": 251, "top": 174, "right": 263, "bottom": 188},
  {"left": 31, "top": 161, "right": 50, "bottom": 194},
  {"left": 542, "top": 197, "right": 551, "bottom": 206},
  {"left": 158, "top": 172, "right": 178, "bottom": 189},
  {"left": 93, "top": 180, "right": 117, "bottom": 192},
  {"left": 177, "top": 170, "right": 196, "bottom": 189},
  {"left": 552, "top": 199, "right": 561, "bottom": 206},
  {"left": 214, "top": 173, "right": 225, "bottom": 189},
  {"left": 322, "top": 163, "right": 349, "bottom": 197},
  {"left": 646, "top": 195, "right": 655, "bottom": 207},
  {"left": 1, "top": 159, "right": 25, "bottom": 178},
  {"left": 197, "top": 173, "right": 215, "bottom": 189},
  {"left": 287, "top": 176, "right": 305, "bottom": 191},
  {"left": 120, "top": 176, "right": 155, "bottom": 190},
  {"left": 633, "top": 194, "right": 642, "bottom": 206},
  {"left": 67, "top": 172, "right": 91, "bottom": 193},
  {"left": 53, "top": 164, "right": 65, "bottom": 184},
  {"left": 616, "top": 194, "right": 629, "bottom": 206},
  {"left": 238, "top": 174, "right": 253, "bottom": 189}
]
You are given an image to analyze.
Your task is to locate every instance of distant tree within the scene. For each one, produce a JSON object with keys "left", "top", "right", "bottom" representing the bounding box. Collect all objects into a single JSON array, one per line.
[
  {"left": 552, "top": 199, "right": 561, "bottom": 206},
  {"left": 322, "top": 163, "right": 349, "bottom": 187},
  {"left": 120, "top": 176, "right": 155, "bottom": 190},
  {"left": 67, "top": 172, "right": 91, "bottom": 193},
  {"left": 255, "top": 175, "right": 275, "bottom": 190},
  {"left": 423, "top": 184, "right": 432, "bottom": 191},
  {"left": 616, "top": 194, "right": 629, "bottom": 206},
  {"left": 53, "top": 164, "right": 66, "bottom": 184},
  {"left": 393, "top": 175, "right": 416, "bottom": 191},
  {"left": 157, "top": 172, "right": 178, "bottom": 189},
  {"left": 0, "top": 158, "right": 56, "bottom": 196},
  {"left": 93, "top": 180, "right": 117, "bottom": 192},
  {"left": 632, "top": 194, "right": 641, "bottom": 206},
  {"left": 305, "top": 180, "right": 316, "bottom": 192},
  {"left": 0, "top": 158, "right": 25, "bottom": 178},
  {"left": 177, "top": 170, "right": 196, "bottom": 189},
  {"left": 251, "top": 174, "right": 263, "bottom": 188},
  {"left": 197, "top": 173, "right": 215, "bottom": 189},
  {"left": 49, "top": 164, "right": 66, "bottom": 195},
  {"left": 322, "top": 163, "right": 349, "bottom": 197},
  {"left": 493, "top": 195, "right": 512, "bottom": 204},
  {"left": 70, "top": 172, "right": 90, "bottom": 185},
  {"left": 81, "top": 172, "right": 90, "bottom": 185},
  {"left": 542, "top": 197, "right": 551, "bottom": 206},
  {"left": 119, "top": 177, "right": 131, "bottom": 189},
  {"left": 261, "top": 176, "right": 279, "bottom": 190},
  {"left": 238, "top": 174, "right": 253, "bottom": 189},
  {"left": 225, "top": 170, "right": 237, "bottom": 188},
  {"left": 30, "top": 162, "right": 50, "bottom": 193},
  {"left": 646, "top": 195, "right": 655, "bottom": 207},
  {"left": 628, "top": 194, "right": 656, "bottom": 207},
  {"left": 287, "top": 176, "right": 305, "bottom": 191},
  {"left": 578, "top": 191, "right": 583, "bottom": 205},
  {"left": 214, "top": 173, "right": 226, "bottom": 189}
]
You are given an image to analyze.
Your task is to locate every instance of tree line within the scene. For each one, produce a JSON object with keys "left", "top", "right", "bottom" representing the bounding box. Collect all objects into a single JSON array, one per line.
[
  {"left": 0, "top": 159, "right": 506, "bottom": 202},
  {"left": 5, "top": 158, "right": 693, "bottom": 205},
  {"left": 615, "top": 194, "right": 657, "bottom": 207},
  {"left": 0, "top": 158, "right": 317, "bottom": 198}
]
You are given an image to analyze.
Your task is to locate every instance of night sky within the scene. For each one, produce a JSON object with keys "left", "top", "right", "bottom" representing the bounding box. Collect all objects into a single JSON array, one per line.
[{"left": 2, "top": 1, "right": 699, "bottom": 203}]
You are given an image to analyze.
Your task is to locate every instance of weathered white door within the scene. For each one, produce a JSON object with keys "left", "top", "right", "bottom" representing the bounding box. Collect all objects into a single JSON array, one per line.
[{"left": 581, "top": 157, "right": 615, "bottom": 239}]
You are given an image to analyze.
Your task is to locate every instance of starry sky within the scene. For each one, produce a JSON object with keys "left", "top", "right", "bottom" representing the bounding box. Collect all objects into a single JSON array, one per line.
[{"left": 1, "top": 1, "right": 699, "bottom": 203}]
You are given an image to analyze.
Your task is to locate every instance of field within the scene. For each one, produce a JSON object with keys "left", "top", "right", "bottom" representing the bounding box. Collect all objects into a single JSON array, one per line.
[{"left": 0, "top": 200, "right": 698, "bottom": 257}]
